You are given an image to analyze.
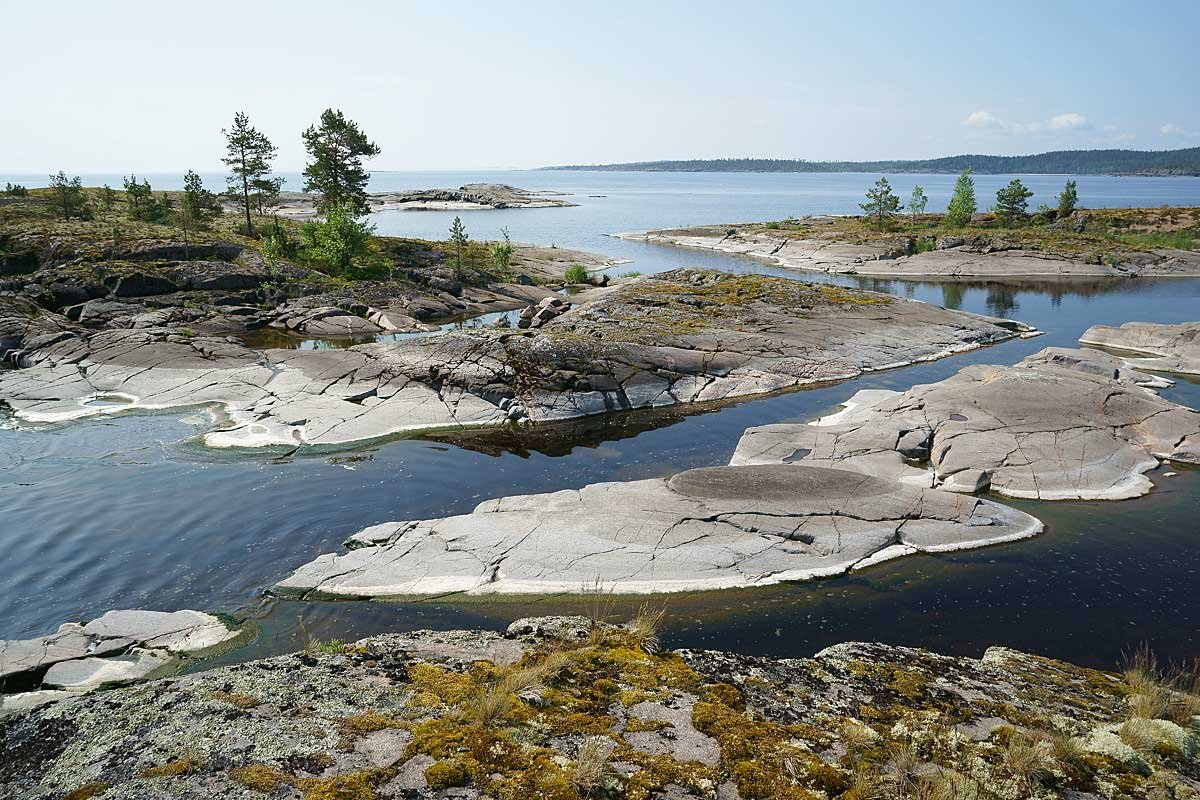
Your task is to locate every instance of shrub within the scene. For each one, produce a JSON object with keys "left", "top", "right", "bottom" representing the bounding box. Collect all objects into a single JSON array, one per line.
[
  {"left": 564, "top": 263, "right": 591, "bottom": 284},
  {"left": 301, "top": 202, "right": 375, "bottom": 274},
  {"left": 945, "top": 168, "right": 977, "bottom": 227},
  {"left": 3, "top": 182, "right": 28, "bottom": 197},
  {"left": 1058, "top": 179, "right": 1078, "bottom": 217}
]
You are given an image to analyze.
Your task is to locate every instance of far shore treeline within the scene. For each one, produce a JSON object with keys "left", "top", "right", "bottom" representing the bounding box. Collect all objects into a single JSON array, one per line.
[{"left": 546, "top": 147, "right": 1200, "bottom": 177}]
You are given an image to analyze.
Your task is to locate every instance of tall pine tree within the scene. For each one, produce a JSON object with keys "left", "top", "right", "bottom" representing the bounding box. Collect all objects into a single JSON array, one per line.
[
  {"left": 222, "top": 112, "right": 278, "bottom": 236},
  {"left": 302, "top": 109, "right": 380, "bottom": 215}
]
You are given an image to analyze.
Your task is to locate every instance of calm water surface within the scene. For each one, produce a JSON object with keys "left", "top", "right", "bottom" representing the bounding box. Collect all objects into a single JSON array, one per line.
[{"left": 2, "top": 171, "right": 1200, "bottom": 670}]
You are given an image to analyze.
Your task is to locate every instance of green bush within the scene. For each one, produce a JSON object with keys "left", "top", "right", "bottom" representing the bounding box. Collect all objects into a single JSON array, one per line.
[
  {"left": 301, "top": 202, "right": 376, "bottom": 274},
  {"left": 3, "top": 182, "right": 28, "bottom": 197},
  {"left": 564, "top": 264, "right": 590, "bottom": 284}
]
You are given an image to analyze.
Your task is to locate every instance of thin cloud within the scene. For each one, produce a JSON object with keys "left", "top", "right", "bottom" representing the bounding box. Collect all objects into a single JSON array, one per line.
[
  {"left": 1048, "top": 112, "right": 1089, "bottom": 130},
  {"left": 963, "top": 110, "right": 1091, "bottom": 136},
  {"left": 1160, "top": 123, "right": 1192, "bottom": 136}
]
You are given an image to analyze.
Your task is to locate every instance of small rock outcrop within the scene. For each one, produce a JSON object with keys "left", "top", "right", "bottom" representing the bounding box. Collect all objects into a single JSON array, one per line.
[
  {"left": 1080, "top": 320, "right": 1200, "bottom": 376},
  {"left": 732, "top": 346, "right": 1200, "bottom": 500},
  {"left": 0, "top": 609, "right": 242, "bottom": 716}
]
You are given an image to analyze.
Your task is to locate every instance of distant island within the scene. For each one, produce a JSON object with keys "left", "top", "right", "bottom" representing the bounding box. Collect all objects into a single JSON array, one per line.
[{"left": 544, "top": 146, "right": 1200, "bottom": 176}]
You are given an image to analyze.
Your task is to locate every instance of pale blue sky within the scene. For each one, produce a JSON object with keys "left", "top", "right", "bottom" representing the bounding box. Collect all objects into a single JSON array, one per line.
[{"left": 3, "top": 0, "right": 1197, "bottom": 171}]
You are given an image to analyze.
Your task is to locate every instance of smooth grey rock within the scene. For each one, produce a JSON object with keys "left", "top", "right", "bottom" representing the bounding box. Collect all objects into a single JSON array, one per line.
[
  {"left": 732, "top": 347, "right": 1200, "bottom": 500},
  {"left": 0, "top": 689, "right": 81, "bottom": 717},
  {"left": 80, "top": 609, "right": 240, "bottom": 653},
  {"left": 1080, "top": 320, "right": 1200, "bottom": 376},
  {"left": 625, "top": 695, "right": 721, "bottom": 765},
  {"left": 274, "top": 464, "right": 1042, "bottom": 598},
  {"left": 42, "top": 649, "right": 172, "bottom": 690}
]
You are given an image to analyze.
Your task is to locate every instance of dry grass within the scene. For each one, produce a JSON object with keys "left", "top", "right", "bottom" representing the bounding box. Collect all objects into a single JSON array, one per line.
[
  {"left": 569, "top": 736, "right": 614, "bottom": 795},
  {"left": 627, "top": 603, "right": 666, "bottom": 656},
  {"left": 998, "top": 732, "right": 1054, "bottom": 794},
  {"left": 1123, "top": 645, "right": 1200, "bottom": 725},
  {"left": 583, "top": 578, "right": 618, "bottom": 647}
]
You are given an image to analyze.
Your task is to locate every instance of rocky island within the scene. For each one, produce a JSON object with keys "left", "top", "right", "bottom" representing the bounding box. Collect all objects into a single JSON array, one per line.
[
  {"left": 4, "top": 615, "right": 1199, "bottom": 800},
  {"left": 619, "top": 207, "right": 1200, "bottom": 279},
  {"left": 267, "top": 184, "right": 576, "bottom": 218}
]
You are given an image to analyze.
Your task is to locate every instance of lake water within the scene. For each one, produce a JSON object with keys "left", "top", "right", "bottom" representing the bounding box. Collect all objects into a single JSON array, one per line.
[{"left": 3, "top": 170, "right": 1200, "bottom": 671}]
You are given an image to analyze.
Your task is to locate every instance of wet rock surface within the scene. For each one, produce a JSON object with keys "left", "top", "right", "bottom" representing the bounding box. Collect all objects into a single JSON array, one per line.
[
  {"left": 2, "top": 618, "right": 1196, "bottom": 799},
  {"left": 1080, "top": 320, "right": 1200, "bottom": 376},
  {"left": 0, "top": 270, "right": 1030, "bottom": 449},
  {"left": 273, "top": 463, "right": 1042, "bottom": 598},
  {"left": 732, "top": 346, "right": 1200, "bottom": 500},
  {"left": 1, "top": 610, "right": 242, "bottom": 716}
]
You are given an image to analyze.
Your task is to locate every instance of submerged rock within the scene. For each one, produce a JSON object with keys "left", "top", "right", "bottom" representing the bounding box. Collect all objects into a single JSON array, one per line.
[
  {"left": 1, "top": 618, "right": 1194, "bottom": 799},
  {"left": 273, "top": 464, "right": 1041, "bottom": 598},
  {"left": 732, "top": 346, "right": 1200, "bottom": 500},
  {"left": 1080, "top": 320, "right": 1200, "bottom": 376},
  {"left": 0, "top": 270, "right": 1033, "bottom": 449}
]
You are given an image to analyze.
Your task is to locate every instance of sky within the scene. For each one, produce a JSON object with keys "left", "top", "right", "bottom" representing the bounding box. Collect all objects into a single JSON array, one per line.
[{"left": 3, "top": 0, "right": 1198, "bottom": 172}]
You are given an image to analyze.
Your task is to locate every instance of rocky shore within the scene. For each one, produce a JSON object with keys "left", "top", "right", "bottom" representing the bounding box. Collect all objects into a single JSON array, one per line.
[
  {"left": 0, "top": 269, "right": 1032, "bottom": 449},
  {"left": 267, "top": 184, "right": 576, "bottom": 218},
  {"left": 618, "top": 208, "right": 1200, "bottom": 280},
  {"left": 4, "top": 616, "right": 1198, "bottom": 799}
]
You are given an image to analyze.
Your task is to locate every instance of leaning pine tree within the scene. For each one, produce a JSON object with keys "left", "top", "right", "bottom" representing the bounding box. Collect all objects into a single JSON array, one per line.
[
  {"left": 302, "top": 109, "right": 381, "bottom": 216},
  {"left": 222, "top": 112, "right": 279, "bottom": 236},
  {"left": 859, "top": 177, "right": 902, "bottom": 228},
  {"left": 944, "top": 168, "right": 977, "bottom": 227}
]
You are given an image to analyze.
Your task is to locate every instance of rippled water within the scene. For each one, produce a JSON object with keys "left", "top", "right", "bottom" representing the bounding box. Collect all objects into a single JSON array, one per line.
[{"left": 3, "top": 171, "right": 1200, "bottom": 670}]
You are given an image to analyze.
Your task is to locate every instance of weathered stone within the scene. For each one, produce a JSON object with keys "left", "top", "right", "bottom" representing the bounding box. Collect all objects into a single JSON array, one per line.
[
  {"left": 1080, "top": 320, "right": 1200, "bottom": 376},
  {"left": 0, "top": 270, "right": 1033, "bottom": 450},
  {"left": 41, "top": 650, "right": 172, "bottom": 690},
  {"left": 273, "top": 464, "right": 1042, "bottom": 598},
  {"left": 732, "top": 346, "right": 1200, "bottom": 500}
]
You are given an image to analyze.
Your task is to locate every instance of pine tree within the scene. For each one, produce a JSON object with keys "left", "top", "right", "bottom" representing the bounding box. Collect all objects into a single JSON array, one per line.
[
  {"left": 48, "top": 172, "right": 86, "bottom": 219},
  {"left": 995, "top": 178, "right": 1034, "bottom": 225},
  {"left": 859, "top": 177, "right": 902, "bottom": 228},
  {"left": 448, "top": 216, "right": 469, "bottom": 276},
  {"left": 945, "top": 168, "right": 977, "bottom": 227},
  {"left": 1057, "top": 179, "right": 1078, "bottom": 217},
  {"left": 123, "top": 175, "right": 156, "bottom": 221},
  {"left": 178, "top": 171, "right": 222, "bottom": 254},
  {"left": 222, "top": 112, "right": 279, "bottom": 236},
  {"left": 302, "top": 109, "right": 380, "bottom": 216},
  {"left": 909, "top": 185, "right": 928, "bottom": 216}
]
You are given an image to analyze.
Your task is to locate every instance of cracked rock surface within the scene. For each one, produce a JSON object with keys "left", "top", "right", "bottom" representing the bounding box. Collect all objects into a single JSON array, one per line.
[
  {"left": 732, "top": 346, "right": 1200, "bottom": 500},
  {"left": 272, "top": 464, "right": 1042, "bottom": 598},
  {"left": 1, "top": 610, "right": 242, "bottom": 716},
  {"left": 0, "top": 269, "right": 1030, "bottom": 449},
  {"left": 1080, "top": 320, "right": 1200, "bottom": 376},
  {"left": 2, "top": 616, "right": 1193, "bottom": 800}
]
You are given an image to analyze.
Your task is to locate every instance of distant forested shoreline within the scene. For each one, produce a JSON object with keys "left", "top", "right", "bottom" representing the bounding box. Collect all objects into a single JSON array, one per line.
[{"left": 544, "top": 148, "right": 1200, "bottom": 176}]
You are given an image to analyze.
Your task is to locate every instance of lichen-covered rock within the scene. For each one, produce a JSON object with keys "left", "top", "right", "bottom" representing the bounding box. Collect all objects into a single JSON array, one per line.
[{"left": 2, "top": 619, "right": 1196, "bottom": 799}]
